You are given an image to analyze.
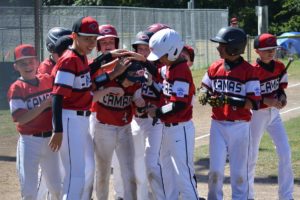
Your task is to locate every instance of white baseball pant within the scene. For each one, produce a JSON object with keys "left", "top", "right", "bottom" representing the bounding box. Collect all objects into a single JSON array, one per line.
[
  {"left": 131, "top": 117, "right": 165, "bottom": 200},
  {"left": 59, "top": 109, "right": 92, "bottom": 200},
  {"left": 16, "top": 135, "right": 61, "bottom": 200},
  {"left": 93, "top": 122, "right": 136, "bottom": 200},
  {"left": 248, "top": 108, "right": 294, "bottom": 200},
  {"left": 112, "top": 151, "right": 124, "bottom": 199},
  {"left": 208, "top": 120, "right": 250, "bottom": 200},
  {"left": 160, "top": 120, "right": 198, "bottom": 200}
]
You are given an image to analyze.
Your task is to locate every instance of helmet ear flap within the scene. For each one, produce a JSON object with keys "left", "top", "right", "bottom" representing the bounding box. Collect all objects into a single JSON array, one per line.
[{"left": 47, "top": 43, "right": 55, "bottom": 53}]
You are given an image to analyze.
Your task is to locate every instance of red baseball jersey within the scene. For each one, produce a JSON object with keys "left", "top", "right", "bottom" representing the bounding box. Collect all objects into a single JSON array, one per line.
[
  {"left": 7, "top": 74, "right": 53, "bottom": 134},
  {"left": 159, "top": 61, "right": 195, "bottom": 123},
  {"left": 253, "top": 59, "right": 288, "bottom": 109},
  {"left": 202, "top": 58, "right": 261, "bottom": 121},
  {"left": 94, "top": 80, "right": 141, "bottom": 126},
  {"left": 38, "top": 58, "right": 56, "bottom": 75},
  {"left": 52, "top": 49, "right": 92, "bottom": 110}
]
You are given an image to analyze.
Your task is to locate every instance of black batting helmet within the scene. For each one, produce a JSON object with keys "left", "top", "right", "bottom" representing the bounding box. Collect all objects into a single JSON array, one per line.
[
  {"left": 116, "top": 60, "right": 146, "bottom": 84},
  {"left": 132, "top": 31, "right": 153, "bottom": 51},
  {"left": 210, "top": 27, "right": 247, "bottom": 56},
  {"left": 46, "top": 27, "right": 72, "bottom": 53}
]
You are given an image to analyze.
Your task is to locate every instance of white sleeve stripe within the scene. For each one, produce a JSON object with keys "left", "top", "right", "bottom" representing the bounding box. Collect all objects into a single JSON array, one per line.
[
  {"left": 245, "top": 80, "right": 261, "bottom": 96},
  {"left": 201, "top": 72, "right": 212, "bottom": 88},
  {"left": 173, "top": 80, "right": 189, "bottom": 98},
  {"left": 55, "top": 71, "right": 75, "bottom": 87},
  {"left": 9, "top": 99, "right": 27, "bottom": 113}
]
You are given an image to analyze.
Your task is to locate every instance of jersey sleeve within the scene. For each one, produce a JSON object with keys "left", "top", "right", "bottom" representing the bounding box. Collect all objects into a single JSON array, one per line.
[
  {"left": 279, "top": 62, "right": 288, "bottom": 89},
  {"left": 245, "top": 67, "right": 261, "bottom": 101},
  {"left": 201, "top": 71, "right": 212, "bottom": 90},
  {"left": 169, "top": 66, "right": 192, "bottom": 103},
  {"left": 52, "top": 57, "right": 76, "bottom": 97},
  {"left": 7, "top": 84, "right": 27, "bottom": 122}
]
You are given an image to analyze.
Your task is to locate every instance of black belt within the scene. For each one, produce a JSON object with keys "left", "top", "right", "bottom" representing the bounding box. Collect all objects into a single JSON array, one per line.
[
  {"left": 164, "top": 123, "right": 179, "bottom": 127},
  {"left": 135, "top": 114, "right": 148, "bottom": 119},
  {"left": 32, "top": 131, "right": 52, "bottom": 138},
  {"left": 77, "top": 110, "right": 91, "bottom": 117}
]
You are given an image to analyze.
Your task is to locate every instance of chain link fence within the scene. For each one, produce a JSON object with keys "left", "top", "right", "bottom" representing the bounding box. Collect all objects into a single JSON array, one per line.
[{"left": 0, "top": 6, "right": 229, "bottom": 69}]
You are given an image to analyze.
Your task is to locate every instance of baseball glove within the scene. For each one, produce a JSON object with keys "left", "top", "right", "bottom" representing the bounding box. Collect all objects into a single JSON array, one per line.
[
  {"left": 198, "top": 87, "right": 209, "bottom": 105},
  {"left": 207, "top": 94, "right": 225, "bottom": 107}
]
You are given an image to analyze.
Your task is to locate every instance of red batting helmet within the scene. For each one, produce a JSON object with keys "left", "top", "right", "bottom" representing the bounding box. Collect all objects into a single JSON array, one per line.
[
  {"left": 146, "top": 23, "right": 170, "bottom": 34},
  {"left": 97, "top": 24, "right": 119, "bottom": 51}
]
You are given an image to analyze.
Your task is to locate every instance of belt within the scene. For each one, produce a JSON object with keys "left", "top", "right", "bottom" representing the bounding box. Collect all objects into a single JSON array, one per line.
[
  {"left": 225, "top": 119, "right": 246, "bottom": 122},
  {"left": 77, "top": 110, "right": 91, "bottom": 117},
  {"left": 135, "top": 114, "right": 148, "bottom": 119},
  {"left": 32, "top": 131, "right": 52, "bottom": 138},
  {"left": 164, "top": 123, "right": 179, "bottom": 127}
]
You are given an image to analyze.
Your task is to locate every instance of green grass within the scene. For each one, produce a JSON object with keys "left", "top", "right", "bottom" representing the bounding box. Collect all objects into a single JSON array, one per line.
[{"left": 195, "top": 116, "right": 300, "bottom": 180}]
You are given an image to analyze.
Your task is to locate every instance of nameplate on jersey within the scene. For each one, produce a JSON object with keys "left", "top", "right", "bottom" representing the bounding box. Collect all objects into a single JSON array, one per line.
[
  {"left": 212, "top": 79, "right": 244, "bottom": 95},
  {"left": 99, "top": 94, "right": 132, "bottom": 108},
  {"left": 260, "top": 78, "right": 280, "bottom": 94}
]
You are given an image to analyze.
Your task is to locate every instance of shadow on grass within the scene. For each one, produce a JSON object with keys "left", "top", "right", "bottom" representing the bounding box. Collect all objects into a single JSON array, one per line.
[
  {"left": 0, "top": 155, "right": 16, "bottom": 162},
  {"left": 194, "top": 158, "right": 300, "bottom": 185}
]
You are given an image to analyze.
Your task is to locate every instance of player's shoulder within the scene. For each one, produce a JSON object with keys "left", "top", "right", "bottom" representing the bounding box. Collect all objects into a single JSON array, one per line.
[
  {"left": 36, "top": 73, "right": 54, "bottom": 83},
  {"left": 7, "top": 79, "right": 23, "bottom": 98}
]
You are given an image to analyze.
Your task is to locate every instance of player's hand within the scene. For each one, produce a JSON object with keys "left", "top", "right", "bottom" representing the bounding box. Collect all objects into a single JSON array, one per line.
[
  {"left": 147, "top": 105, "right": 157, "bottom": 118},
  {"left": 49, "top": 132, "right": 63, "bottom": 152},
  {"left": 278, "top": 94, "right": 287, "bottom": 108},
  {"left": 110, "top": 49, "right": 130, "bottom": 58},
  {"left": 263, "top": 97, "right": 283, "bottom": 109},
  {"left": 41, "top": 97, "right": 52, "bottom": 108},
  {"left": 126, "top": 51, "right": 147, "bottom": 62},
  {"left": 134, "top": 97, "right": 146, "bottom": 107},
  {"left": 109, "top": 57, "right": 131, "bottom": 80}
]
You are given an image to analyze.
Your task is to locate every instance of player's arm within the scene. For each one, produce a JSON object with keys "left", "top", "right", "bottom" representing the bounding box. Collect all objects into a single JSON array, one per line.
[
  {"left": 49, "top": 94, "right": 63, "bottom": 152},
  {"left": 13, "top": 98, "right": 52, "bottom": 125}
]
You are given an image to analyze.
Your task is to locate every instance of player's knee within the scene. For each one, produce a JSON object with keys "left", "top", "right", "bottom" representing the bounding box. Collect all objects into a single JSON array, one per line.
[{"left": 208, "top": 171, "right": 223, "bottom": 185}]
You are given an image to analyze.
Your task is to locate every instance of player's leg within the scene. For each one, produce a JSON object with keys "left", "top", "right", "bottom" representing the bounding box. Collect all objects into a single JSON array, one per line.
[
  {"left": 112, "top": 152, "right": 124, "bottom": 199},
  {"left": 144, "top": 118, "right": 165, "bottom": 200},
  {"left": 165, "top": 121, "right": 198, "bottom": 200},
  {"left": 248, "top": 109, "right": 269, "bottom": 199},
  {"left": 131, "top": 118, "right": 148, "bottom": 200},
  {"left": 93, "top": 122, "right": 117, "bottom": 200},
  {"left": 59, "top": 112, "right": 89, "bottom": 200},
  {"left": 40, "top": 137, "right": 62, "bottom": 200},
  {"left": 36, "top": 167, "right": 50, "bottom": 200},
  {"left": 267, "top": 109, "right": 294, "bottom": 200},
  {"left": 82, "top": 120, "right": 95, "bottom": 200},
  {"left": 207, "top": 120, "right": 227, "bottom": 200},
  {"left": 160, "top": 129, "right": 178, "bottom": 200},
  {"left": 115, "top": 124, "right": 137, "bottom": 200},
  {"left": 16, "top": 135, "right": 42, "bottom": 200},
  {"left": 227, "top": 121, "right": 250, "bottom": 199}
]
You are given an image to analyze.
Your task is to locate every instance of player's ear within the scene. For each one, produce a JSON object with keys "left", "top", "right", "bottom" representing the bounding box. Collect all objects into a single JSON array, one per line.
[
  {"left": 13, "top": 63, "right": 18, "bottom": 71},
  {"left": 71, "top": 32, "right": 78, "bottom": 40}
]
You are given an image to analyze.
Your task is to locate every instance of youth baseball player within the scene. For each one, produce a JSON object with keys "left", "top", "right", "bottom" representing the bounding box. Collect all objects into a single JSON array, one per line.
[
  {"left": 38, "top": 27, "right": 72, "bottom": 75},
  {"left": 199, "top": 27, "right": 261, "bottom": 199},
  {"left": 248, "top": 33, "right": 294, "bottom": 200},
  {"left": 146, "top": 28, "right": 199, "bottom": 200},
  {"left": 49, "top": 16, "right": 101, "bottom": 200},
  {"left": 92, "top": 60, "right": 149, "bottom": 200},
  {"left": 129, "top": 30, "right": 165, "bottom": 200},
  {"left": 7, "top": 44, "right": 61, "bottom": 200}
]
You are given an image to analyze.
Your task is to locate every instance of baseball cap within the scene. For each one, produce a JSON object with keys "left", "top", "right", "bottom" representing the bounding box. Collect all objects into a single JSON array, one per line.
[
  {"left": 254, "top": 33, "right": 278, "bottom": 50},
  {"left": 230, "top": 17, "right": 238, "bottom": 24},
  {"left": 183, "top": 45, "right": 195, "bottom": 62},
  {"left": 72, "top": 16, "right": 100, "bottom": 36},
  {"left": 148, "top": 28, "right": 184, "bottom": 62},
  {"left": 14, "top": 44, "right": 37, "bottom": 62}
]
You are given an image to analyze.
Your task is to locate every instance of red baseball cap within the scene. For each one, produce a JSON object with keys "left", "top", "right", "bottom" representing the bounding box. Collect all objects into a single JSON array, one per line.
[
  {"left": 14, "top": 44, "right": 37, "bottom": 62},
  {"left": 183, "top": 45, "right": 195, "bottom": 62},
  {"left": 254, "top": 33, "right": 278, "bottom": 50},
  {"left": 72, "top": 16, "right": 100, "bottom": 36}
]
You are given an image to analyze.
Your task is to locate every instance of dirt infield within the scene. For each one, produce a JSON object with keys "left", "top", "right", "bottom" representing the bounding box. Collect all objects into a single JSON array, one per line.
[{"left": 0, "top": 81, "right": 299, "bottom": 199}]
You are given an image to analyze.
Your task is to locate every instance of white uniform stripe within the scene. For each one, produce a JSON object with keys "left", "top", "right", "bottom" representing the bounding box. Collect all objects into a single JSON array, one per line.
[
  {"left": 10, "top": 99, "right": 27, "bottom": 113},
  {"left": 280, "top": 73, "right": 288, "bottom": 83},
  {"left": 55, "top": 71, "right": 75, "bottom": 88},
  {"left": 245, "top": 80, "right": 261, "bottom": 96}
]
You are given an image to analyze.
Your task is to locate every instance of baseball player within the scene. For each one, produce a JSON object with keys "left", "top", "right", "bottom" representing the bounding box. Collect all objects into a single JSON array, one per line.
[
  {"left": 7, "top": 44, "right": 61, "bottom": 200},
  {"left": 199, "top": 27, "right": 261, "bottom": 199},
  {"left": 146, "top": 28, "right": 199, "bottom": 200},
  {"left": 92, "top": 59, "right": 149, "bottom": 200},
  {"left": 49, "top": 16, "right": 101, "bottom": 200},
  {"left": 180, "top": 45, "right": 195, "bottom": 67},
  {"left": 129, "top": 30, "right": 165, "bottom": 200},
  {"left": 38, "top": 27, "right": 72, "bottom": 75},
  {"left": 248, "top": 33, "right": 294, "bottom": 200}
]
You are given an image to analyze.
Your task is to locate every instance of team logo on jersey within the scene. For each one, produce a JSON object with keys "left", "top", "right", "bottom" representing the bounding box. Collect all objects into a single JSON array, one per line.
[
  {"left": 162, "top": 80, "right": 172, "bottom": 96},
  {"left": 260, "top": 78, "right": 279, "bottom": 94},
  {"left": 212, "top": 79, "right": 243, "bottom": 94},
  {"left": 141, "top": 84, "right": 157, "bottom": 98},
  {"left": 100, "top": 94, "right": 132, "bottom": 108},
  {"left": 26, "top": 93, "right": 51, "bottom": 110}
]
